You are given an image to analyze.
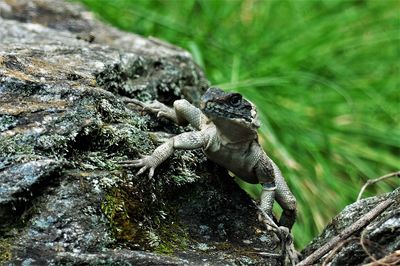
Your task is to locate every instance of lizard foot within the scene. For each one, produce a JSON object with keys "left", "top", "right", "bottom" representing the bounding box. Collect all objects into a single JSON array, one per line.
[
  {"left": 258, "top": 212, "right": 281, "bottom": 243},
  {"left": 119, "top": 155, "right": 158, "bottom": 178},
  {"left": 123, "top": 98, "right": 175, "bottom": 121},
  {"left": 278, "top": 226, "right": 291, "bottom": 242},
  {"left": 258, "top": 212, "right": 278, "bottom": 231},
  {"left": 277, "top": 226, "right": 300, "bottom": 266}
]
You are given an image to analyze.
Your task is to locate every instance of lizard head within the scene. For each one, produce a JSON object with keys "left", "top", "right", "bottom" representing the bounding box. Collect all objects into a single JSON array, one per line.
[{"left": 200, "top": 87, "right": 260, "bottom": 130}]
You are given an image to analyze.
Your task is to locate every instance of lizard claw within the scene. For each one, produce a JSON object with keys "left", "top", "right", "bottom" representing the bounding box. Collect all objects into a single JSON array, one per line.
[
  {"left": 278, "top": 226, "right": 292, "bottom": 243},
  {"left": 258, "top": 212, "right": 276, "bottom": 229},
  {"left": 136, "top": 165, "right": 155, "bottom": 179},
  {"left": 148, "top": 167, "right": 155, "bottom": 179}
]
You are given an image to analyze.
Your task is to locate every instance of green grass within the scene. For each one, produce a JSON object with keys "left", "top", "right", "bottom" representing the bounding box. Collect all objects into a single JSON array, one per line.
[{"left": 78, "top": 0, "right": 400, "bottom": 248}]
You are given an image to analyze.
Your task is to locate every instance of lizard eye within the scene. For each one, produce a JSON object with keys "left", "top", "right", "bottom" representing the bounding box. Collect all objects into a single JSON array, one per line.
[{"left": 229, "top": 94, "right": 242, "bottom": 107}]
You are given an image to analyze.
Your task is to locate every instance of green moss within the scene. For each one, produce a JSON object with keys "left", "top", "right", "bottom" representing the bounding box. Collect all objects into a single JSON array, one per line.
[
  {"left": 96, "top": 124, "right": 151, "bottom": 153},
  {"left": 101, "top": 185, "right": 189, "bottom": 254},
  {"left": 0, "top": 134, "right": 36, "bottom": 157},
  {"left": 71, "top": 121, "right": 151, "bottom": 158},
  {"left": 36, "top": 134, "right": 69, "bottom": 156},
  {"left": 154, "top": 222, "right": 189, "bottom": 254},
  {"left": 101, "top": 189, "right": 139, "bottom": 243},
  {"left": 96, "top": 98, "right": 129, "bottom": 123},
  {"left": 0, "top": 115, "right": 17, "bottom": 131},
  {"left": 0, "top": 239, "right": 12, "bottom": 264}
]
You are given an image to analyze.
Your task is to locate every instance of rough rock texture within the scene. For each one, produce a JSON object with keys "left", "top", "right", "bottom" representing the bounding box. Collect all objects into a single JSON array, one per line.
[
  {"left": 0, "top": 0, "right": 207, "bottom": 105},
  {"left": 0, "top": 0, "right": 280, "bottom": 265},
  {"left": 301, "top": 188, "right": 400, "bottom": 265}
]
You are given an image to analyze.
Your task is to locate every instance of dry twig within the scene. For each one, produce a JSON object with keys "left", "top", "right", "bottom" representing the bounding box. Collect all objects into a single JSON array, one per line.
[
  {"left": 360, "top": 229, "right": 400, "bottom": 266},
  {"left": 321, "top": 236, "right": 358, "bottom": 266},
  {"left": 357, "top": 171, "right": 400, "bottom": 201},
  {"left": 363, "top": 250, "right": 400, "bottom": 266},
  {"left": 296, "top": 198, "right": 394, "bottom": 266}
]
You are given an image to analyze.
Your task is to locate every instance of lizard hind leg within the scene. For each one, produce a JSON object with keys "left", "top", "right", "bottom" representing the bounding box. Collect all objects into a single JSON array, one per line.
[{"left": 274, "top": 173, "right": 297, "bottom": 230}]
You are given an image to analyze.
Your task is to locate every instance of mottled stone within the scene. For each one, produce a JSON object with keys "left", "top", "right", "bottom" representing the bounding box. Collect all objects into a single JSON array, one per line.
[
  {"left": 0, "top": 159, "right": 63, "bottom": 229},
  {"left": 302, "top": 188, "right": 400, "bottom": 265},
  {"left": 0, "top": 0, "right": 208, "bottom": 105}
]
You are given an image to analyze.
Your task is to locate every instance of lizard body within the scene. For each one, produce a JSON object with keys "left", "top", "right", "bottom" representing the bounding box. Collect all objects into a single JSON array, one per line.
[{"left": 123, "top": 88, "right": 296, "bottom": 229}]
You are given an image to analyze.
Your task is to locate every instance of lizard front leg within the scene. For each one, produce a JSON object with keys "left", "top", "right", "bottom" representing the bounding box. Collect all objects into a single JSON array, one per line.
[
  {"left": 124, "top": 98, "right": 207, "bottom": 130},
  {"left": 121, "top": 131, "right": 207, "bottom": 178}
]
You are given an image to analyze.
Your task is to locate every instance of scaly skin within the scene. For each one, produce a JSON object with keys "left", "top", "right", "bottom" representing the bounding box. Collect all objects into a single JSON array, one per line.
[{"left": 122, "top": 88, "right": 297, "bottom": 230}]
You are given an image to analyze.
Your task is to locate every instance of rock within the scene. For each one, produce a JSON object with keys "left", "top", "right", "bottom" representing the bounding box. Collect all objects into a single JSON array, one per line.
[
  {"left": 301, "top": 188, "right": 400, "bottom": 265},
  {"left": 0, "top": 0, "right": 208, "bottom": 105},
  {"left": 0, "top": 158, "right": 63, "bottom": 229},
  {"left": 0, "top": 0, "right": 280, "bottom": 265}
]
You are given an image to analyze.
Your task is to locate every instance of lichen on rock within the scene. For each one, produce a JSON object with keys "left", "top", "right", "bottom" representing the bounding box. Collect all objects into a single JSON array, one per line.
[{"left": 0, "top": 0, "right": 279, "bottom": 265}]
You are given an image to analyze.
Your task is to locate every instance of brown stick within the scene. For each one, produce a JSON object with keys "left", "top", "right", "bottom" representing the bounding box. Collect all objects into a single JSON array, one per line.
[
  {"left": 357, "top": 171, "right": 400, "bottom": 201},
  {"left": 363, "top": 250, "right": 400, "bottom": 266},
  {"left": 360, "top": 228, "right": 400, "bottom": 266},
  {"left": 321, "top": 236, "right": 358, "bottom": 266},
  {"left": 297, "top": 198, "right": 394, "bottom": 266}
]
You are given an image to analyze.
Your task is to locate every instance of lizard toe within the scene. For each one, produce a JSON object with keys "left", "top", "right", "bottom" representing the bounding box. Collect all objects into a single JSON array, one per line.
[
  {"left": 136, "top": 166, "right": 148, "bottom": 176},
  {"left": 148, "top": 167, "right": 155, "bottom": 179}
]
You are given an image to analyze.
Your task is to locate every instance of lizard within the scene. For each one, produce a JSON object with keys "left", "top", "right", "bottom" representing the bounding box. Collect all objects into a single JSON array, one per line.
[{"left": 121, "top": 87, "right": 297, "bottom": 230}]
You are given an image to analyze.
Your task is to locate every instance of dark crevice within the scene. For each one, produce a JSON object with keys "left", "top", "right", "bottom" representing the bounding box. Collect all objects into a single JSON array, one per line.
[{"left": 0, "top": 163, "right": 64, "bottom": 236}]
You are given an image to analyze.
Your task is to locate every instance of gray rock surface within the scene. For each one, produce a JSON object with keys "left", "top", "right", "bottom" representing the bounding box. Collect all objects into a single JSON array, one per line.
[
  {"left": 301, "top": 188, "right": 400, "bottom": 265},
  {"left": 0, "top": 0, "right": 279, "bottom": 265},
  {"left": 0, "top": 0, "right": 207, "bottom": 105}
]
